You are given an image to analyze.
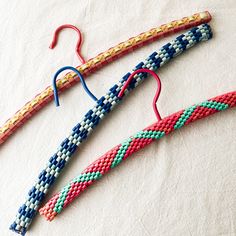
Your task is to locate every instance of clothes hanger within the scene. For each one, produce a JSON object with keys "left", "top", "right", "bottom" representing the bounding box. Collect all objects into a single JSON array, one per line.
[
  {"left": 0, "top": 11, "right": 211, "bottom": 146},
  {"left": 39, "top": 69, "right": 236, "bottom": 221},
  {"left": 10, "top": 24, "right": 212, "bottom": 235}
]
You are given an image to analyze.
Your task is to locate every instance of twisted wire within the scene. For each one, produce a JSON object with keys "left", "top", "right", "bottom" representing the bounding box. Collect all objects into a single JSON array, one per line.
[
  {"left": 0, "top": 11, "right": 211, "bottom": 145},
  {"left": 39, "top": 91, "right": 236, "bottom": 221},
  {"left": 10, "top": 24, "right": 212, "bottom": 235}
]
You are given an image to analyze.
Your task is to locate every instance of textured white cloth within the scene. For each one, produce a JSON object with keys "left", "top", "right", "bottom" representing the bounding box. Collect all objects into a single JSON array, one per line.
[{"left": 0, "top": 1, "right": 235, "bottom": 235}]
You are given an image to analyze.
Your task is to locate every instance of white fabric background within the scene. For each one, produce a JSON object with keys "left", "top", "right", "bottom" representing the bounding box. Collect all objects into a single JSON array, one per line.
[{"left": 0, "top": 1, "right": 235, "bottom": 235}]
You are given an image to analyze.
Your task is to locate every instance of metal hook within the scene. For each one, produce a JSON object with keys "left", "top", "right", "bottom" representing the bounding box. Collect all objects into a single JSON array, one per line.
[
  {"left": 118, "top": 69, "right": 162, "bottom": 121},
  {"left": 49, "top": 24, "right": 86, "bottom": 64},
  {"left": 52, "top": 66, "right": 98, "bottom": 107}
]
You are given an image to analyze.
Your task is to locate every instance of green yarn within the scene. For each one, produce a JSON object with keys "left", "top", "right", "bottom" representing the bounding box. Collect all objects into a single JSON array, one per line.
[
  {"left": 74, "top": 172, "right": 102, "bottom": 183},
  {"left": 111, "top": 131, "right": 165, "bottom": 169},
  {"left": 134, "top": 130, "right": 165, "bottom": 139},
  {"left": 54, "top": 171, "right": 102, "bottom": 213},
  {"left": 54, "top": 184, "right": 71, "bottom": 213},
  {"left": 111, "top": 138, "right": 132, "bottom": 168},
  {"left": 174, "top": 105, "right": 197, "bottom": 129},
  {"left": 200, "top": 100, "right": 228, "bottom": 110}
]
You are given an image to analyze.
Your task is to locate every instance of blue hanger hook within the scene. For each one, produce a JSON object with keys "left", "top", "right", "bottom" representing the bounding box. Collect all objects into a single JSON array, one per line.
[{"left": 53, "top": 66, "right": 98, "bottom": 107}]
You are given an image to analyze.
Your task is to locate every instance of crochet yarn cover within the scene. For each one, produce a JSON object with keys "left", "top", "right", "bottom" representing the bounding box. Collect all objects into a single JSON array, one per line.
[
  {"left": 39, "top": 91, "right": 236, "bottom": 221},
  {"left": 10, "top": 24, "right": 212, "bottom": 235}
]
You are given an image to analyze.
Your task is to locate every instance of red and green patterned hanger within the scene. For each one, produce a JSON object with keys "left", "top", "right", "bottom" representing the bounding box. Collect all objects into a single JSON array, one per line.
[{"left": 39, "top": 69, "right": 236, "bottom": 221}]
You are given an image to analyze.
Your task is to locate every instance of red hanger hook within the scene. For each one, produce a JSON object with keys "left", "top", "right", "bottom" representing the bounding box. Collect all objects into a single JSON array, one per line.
[
  {"left": 49, "top": 24, "right": 86, "bottom": 64},
  {"left": 118, "top": 69, "right": 162, "bottom": 121}
]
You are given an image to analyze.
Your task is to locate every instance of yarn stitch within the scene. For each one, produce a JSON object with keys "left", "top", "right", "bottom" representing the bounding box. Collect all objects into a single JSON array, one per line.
[
  {"left": 10, "top": 24, "right": 212, "bottom": 235},
  {"left": 39, "top": 91, "right": 236, "bottom": 221}
]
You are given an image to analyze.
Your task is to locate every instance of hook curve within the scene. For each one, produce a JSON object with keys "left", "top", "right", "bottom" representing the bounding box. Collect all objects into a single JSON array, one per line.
[
  {"left": 53, "top": 66, "right": 97, "bottom": 107},
  {"left": 50, "top": 24, "right": 86, "bottom": 64},
  {"left": 118, "top": 69, "right": 162, "bottom": 121}
]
